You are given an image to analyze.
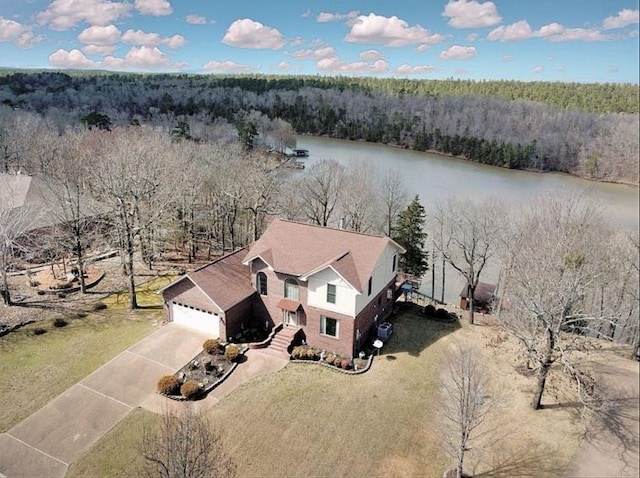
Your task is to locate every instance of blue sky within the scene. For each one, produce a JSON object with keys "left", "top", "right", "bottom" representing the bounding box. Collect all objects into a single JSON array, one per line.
[{"left": 0, "top": 0, "right": 638, "bottom": 83}]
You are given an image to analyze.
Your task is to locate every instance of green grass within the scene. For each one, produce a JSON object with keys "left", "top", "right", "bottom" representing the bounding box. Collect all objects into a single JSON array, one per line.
[
  {"left": 68, "top": 310, "right": 460, "bottom": 477},
  {"left": 0, "top": 277, "right": 172, "bottom": 432}
]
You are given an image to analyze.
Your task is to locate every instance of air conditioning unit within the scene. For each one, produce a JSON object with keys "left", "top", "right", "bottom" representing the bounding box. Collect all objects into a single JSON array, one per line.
[{"left": 377, "top": 322, "right": 393, "bottom": 341}]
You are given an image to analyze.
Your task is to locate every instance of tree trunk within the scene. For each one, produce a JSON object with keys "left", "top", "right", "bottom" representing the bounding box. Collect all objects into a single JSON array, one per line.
[
  {"left": 441, "top": 259, "right": 445, "bottom": 303},
  {"left": 76, "top": 234, "right": 86, "bottom": 294},
  {"left": 468, "top": 283, "right": 475, "bottom": 325},
  {"left": 1, "top": 261, "right": 10, "bottom": 306},
  {"left": 532, "top": 329, "right": 555, "bottom": 410}
]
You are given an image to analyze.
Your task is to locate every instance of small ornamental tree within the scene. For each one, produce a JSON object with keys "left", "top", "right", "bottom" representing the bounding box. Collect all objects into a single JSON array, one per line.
[{"left": 393, "top": 195, "right": 429, "bottom": 278}]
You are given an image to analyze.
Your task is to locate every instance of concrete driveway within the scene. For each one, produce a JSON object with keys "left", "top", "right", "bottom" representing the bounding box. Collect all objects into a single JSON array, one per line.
[{"left": 0, "top": 323, "right": 211, "bottom": 478}]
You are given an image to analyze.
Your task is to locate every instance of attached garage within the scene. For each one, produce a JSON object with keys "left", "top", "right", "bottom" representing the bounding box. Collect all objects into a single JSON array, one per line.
[{"left": 170, "top": 302, "right": 220, "bottom": 337}]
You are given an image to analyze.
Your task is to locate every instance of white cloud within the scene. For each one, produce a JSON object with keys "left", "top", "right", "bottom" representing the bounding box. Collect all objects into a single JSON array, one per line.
[
  {"left": 501, "top": 55, "right": 513, "bottom": 62},
  {"left": 442, "top": 0, "right": 502, "bottom": 28},
  {"left": 49, "top": 48, "right": 99, "bottom": 68},
  {"left": 0, "top": 17, "right": 43, "bottom": 49},
  {"left": 123, "top": 46, "right": 170, "bottom": 67},
  {"left": 134, "top": 0, "right": 172, "bottom": 16},
  {"left": 395, "top": 64, "right": 440, "bottom": 75},
  {"left": 164, "top": 35, "right": 186, "bottom": 49},
  {"left": 203, "top": 60, "right": 253, "bottom": 72},
  {"left": 345, "top": 13, "right": 446, "bottom": 48},
  {"left": 278, "top": 61, "right": 291, "bottom": 71},
  {"left": 317, "top": 11, "right": 360, "bottom": 23},
  {"left": 103, "top": 56, "right": 125, "bottom": 68},
  {"left": 77, "top": 25, "right": 121, "bottom": 45},
  {"left": 121, "top": 29, "right": 186, "bottom": 49},
  {"left": 606, "top": 66, "right": 619, "bottom": 73},
  {"left": 466, "top": 33, "right": 479, "bottom": 42},
  {"left": 370, "top": 59, "right": 390, "bottom": 73},
  {"left": 222, "top": 18, "right": 286, "bottom": 49},
  {"left": 359, "top": 50, "right": 384, "bottom": 61},
  {"left": 316, "top": 56, "right": 369, "bottom": 73},
  {"left": 489, "top": 20, "right": 612, "bottom": 42},
  {"left": 557, "top": 65, "right": 566, "bottom": 72},
  {"left": 82, "top": 44, "right": 117, "bottom": 55},
  {"left": 438, "top": 45, "right": 477, "bottom": 60},
  {"left": 37, "top": 0, "right": 131, "bottom": 30},
  {"left": 487, "top": 20, "right": 535, "bottom": 41},
  {"left": 532, "top": 65, "right": 545, "bottom": 74},
  {"left": 602, "top": 9, "right": 639, "bottom": 30},
  {"left": 186, "top": 14, "right": 207, "bottom": 25},
  {"left": 289, "top": 46, "right": 336, "bottom": 60}
]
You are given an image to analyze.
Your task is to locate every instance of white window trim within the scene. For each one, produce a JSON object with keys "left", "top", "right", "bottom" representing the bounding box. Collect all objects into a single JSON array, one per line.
[
  {"left": 326, "top": 283, "right": 336, "bottom": 304},
  {"left": 320, "top": 315, "right": 339, "bottom": 338}
]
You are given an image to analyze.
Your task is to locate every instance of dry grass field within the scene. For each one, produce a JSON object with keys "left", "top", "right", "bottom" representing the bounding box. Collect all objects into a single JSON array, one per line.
[{"left": 68, "top": 307, "right": 598, "bottom": 477}]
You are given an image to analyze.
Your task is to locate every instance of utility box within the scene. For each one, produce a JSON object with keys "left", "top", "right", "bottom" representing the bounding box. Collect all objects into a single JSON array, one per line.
[{"left": 377, "top": 322, "right": 393, "bottom": 341}]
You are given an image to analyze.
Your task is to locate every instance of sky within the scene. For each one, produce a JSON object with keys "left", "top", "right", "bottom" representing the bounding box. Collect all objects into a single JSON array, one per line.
[{"left": 0, "top": 0, "right": 639, "bottom": 83}]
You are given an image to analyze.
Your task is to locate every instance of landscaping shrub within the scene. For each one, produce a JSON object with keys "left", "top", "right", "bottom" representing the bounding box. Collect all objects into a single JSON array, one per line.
[
  {"left": 157, "top": 375, "right": 180, "bottom": 395},
  {"left": 203, "top": 338, "right": 221, "bottom": 354},
  {"left": 326, "top": 353, "right": 336, "bottom": 364},
  {"left": 224, "top": 344, "right": 240, "bottom": 362},
  {"left": 291, "top": 346, "right": 305, "bottom": 359},
  {"left": 341, "top": 358, "right": 351, "bottom": 370},
  {"left": 436, "top": 308, "right": 451, "bottom": 320},
  {"left": 91, "top": 302, "right": 107, "bottom": 311},
  {"left": 424, "top": 304, "right": 436, "bottom": 316},
  {"left": 33, "top": 328, "right": 47, "bottom": 335},
  {"left": 180, "top": 380, "right": 201, "bottom": 400},
  {"left": 333, "top": 356, "right": 343, "bottom": 367},
  {"left": 53, "top": 318, "right": 67, "bottom": 328},
  {"left": 305, "top": 347, "right": 319, "bottom": 360}
]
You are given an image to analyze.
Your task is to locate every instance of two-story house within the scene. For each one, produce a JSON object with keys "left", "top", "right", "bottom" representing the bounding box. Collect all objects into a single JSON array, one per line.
[{"left": 161, "top": 218, "right": 405, "bottom": 358}]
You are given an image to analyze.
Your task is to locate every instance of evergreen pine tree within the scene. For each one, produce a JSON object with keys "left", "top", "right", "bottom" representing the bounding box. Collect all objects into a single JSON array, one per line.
[{"left": 393, "top": 195, "right": 429, "bottom": 277}]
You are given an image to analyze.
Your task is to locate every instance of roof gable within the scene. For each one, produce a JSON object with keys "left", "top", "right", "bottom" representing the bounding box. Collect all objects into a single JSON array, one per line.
[{"left": 244, "top": 218, "right": 403, "bottom": 292}]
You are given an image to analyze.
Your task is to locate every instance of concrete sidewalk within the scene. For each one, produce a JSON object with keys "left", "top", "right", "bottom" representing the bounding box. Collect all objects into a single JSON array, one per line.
[{"left": 0, "top": 324, "right": 287, "bottom": 477}]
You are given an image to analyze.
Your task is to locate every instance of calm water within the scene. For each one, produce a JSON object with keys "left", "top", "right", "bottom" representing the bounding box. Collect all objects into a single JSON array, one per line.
[{"left": 296, "top": 135, "right": 640, "bottom": 304}]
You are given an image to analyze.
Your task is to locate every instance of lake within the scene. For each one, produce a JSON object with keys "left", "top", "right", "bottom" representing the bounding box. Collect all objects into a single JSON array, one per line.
[{"left": 296, "top": 135, "right": 640, "bottom": 304}]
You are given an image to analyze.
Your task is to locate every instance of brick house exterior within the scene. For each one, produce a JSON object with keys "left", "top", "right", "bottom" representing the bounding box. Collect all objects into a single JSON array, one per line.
[{"left": 161, "top": 218, "right": 405, "bottom": 358}]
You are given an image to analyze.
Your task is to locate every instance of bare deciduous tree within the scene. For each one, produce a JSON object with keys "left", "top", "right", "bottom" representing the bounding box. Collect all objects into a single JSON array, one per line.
[
  {"left": 500, "top": 195, "right": 625, "bottom": 410},
  {"left": 0, "top": 179, "right": 38, "bottom": 305},
  {"left": 91, "top": 128, "right": 177, "bottom": 309},
  {"left": 378, "top": 168, "right": 407, "bottom": 236},
  {"left": 300, "top": 159, "right": 345, "bottom": 227},
  {"left": 433, "top": 198, "right": 504, "bottom": 324},
  {"left": 340, "top": 160, "right": 380, "bottom": 233},
  {"left": 140, "top": 405, "right": 236, "bottom": 478},
  {"left": 438, "top": 343, "right": 503, "bottom": 478}
]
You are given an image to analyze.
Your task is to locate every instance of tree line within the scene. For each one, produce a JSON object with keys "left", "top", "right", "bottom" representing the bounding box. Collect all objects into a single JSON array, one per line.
[{"left": 0, "top": 72, "right": 637, "bottom": 184}]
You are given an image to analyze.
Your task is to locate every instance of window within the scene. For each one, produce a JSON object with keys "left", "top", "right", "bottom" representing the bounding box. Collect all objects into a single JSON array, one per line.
[
  {"left": 284, "top": 278, "right": 299, "bottom": 300},
  {"left": 320, "top": 316, "right": 339, "bottom": 338},
  {"left": 392, "top": 254, "right": 397, "bottom": 272},
  {"left": 256, "top": 272, "right": 267, "bottom": 295},
  {"left": 326, "top": 283, "right": 336, "bottom": 304},
  {"left": 368, "top": 277, "right": 373, "bottom": 296}
]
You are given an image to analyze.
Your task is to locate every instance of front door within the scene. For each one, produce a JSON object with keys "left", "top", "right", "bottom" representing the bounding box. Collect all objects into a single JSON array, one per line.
[{"left": 284, "top": 310, "right": 298, "bottom": 327}]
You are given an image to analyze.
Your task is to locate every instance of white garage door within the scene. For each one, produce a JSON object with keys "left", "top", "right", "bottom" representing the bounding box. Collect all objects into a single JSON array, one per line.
[{"left": 170, "top": 303, "right": 220, "bottom": 337}]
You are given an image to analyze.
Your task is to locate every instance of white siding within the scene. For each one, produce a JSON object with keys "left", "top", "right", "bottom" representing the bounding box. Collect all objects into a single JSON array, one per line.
[
  {"left": 307, "top": 268, "right": 357, "bottom": 316},
  {"left": 354, "top": 244, "right": 399, "bottom": 315}
]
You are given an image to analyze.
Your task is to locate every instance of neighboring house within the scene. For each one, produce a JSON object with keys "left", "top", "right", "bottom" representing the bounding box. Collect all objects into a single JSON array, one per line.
[
  {"left": 161, "top": 218, "right": 406, "bottom": 358},
  {"left": 0, "top": 173, "right": 62, "bottom": 232}
]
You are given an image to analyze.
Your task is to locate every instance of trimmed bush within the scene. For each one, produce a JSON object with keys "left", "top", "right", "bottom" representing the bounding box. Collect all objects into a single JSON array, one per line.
[
  {"left": 224, "top": 344, "right": 241, "bottom": 362},
  {"left": 157, "top": 375, "right": 180, "bottom": 395},
  {"left": 424, "top": 304, "right": 436, "bottom": 316},
  {"left": 203, "top": 338, "right": 221, "bottom": 354},
  {"left": 341, "top": 358, "right": 351, "bottom": 370},
  {"left": 436, "top": 308, "right": 451, "bottom": 320},
  {"left": 305, "top": 347, "right": 319, "bottom": 360},
  {"left": 333, "top": 356, "right": 343, "bottom": 367},
  {"left": 33, "top": 328, "right": 47, "bottom": 335},
  {"left": 180, "top": 380, "right": 200, "bottom": 400},
  {"left": 91, "top": 302, "right": 107, "bottom": 311},
  {"left": 326, "top": 353, "right": 336, "bottom": 364},
  {"left": 53, "top": 318, "right": 67, "bottom": 328},
  {"left": 291, "top": 346, "right": 305, "bottom": 359}
]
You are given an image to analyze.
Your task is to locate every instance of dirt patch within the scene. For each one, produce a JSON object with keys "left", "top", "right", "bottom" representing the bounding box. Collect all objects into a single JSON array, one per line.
[{"left": 2, "top": 252, "right": 204, "bottom": 331}]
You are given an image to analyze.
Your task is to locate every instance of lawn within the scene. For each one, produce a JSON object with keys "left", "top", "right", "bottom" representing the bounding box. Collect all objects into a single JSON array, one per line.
[
  {"left": 68, "top": 307, "right": 585, "bottom": 477},
  {"left": 0, "top": 277, "right": 172, "bottom": 432}
]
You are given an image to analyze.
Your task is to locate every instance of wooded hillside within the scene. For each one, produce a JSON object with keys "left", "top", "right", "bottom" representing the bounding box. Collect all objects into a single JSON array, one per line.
[{"left": 0, "top": 71, "right": 638, "bottom": 183}]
